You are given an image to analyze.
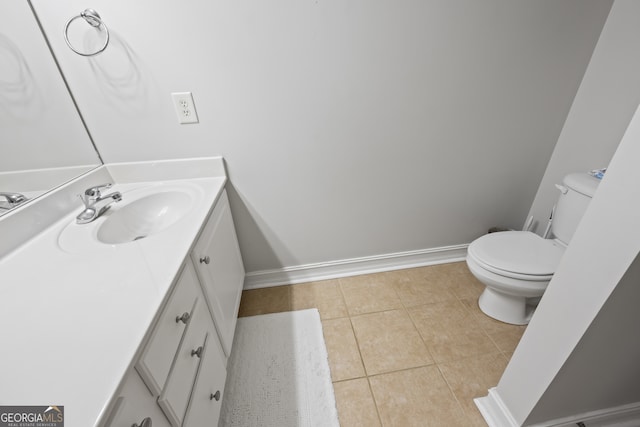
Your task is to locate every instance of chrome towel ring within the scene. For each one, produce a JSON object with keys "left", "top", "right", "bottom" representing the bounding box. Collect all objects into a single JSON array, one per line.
[{"left": 64, "top": 9, "right": 109, "bottom": 57}]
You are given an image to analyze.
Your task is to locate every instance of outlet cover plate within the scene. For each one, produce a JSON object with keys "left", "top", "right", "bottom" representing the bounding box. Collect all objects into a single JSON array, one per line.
[{"left": 171, "top": 92, "right": 199, "bottom": 124}]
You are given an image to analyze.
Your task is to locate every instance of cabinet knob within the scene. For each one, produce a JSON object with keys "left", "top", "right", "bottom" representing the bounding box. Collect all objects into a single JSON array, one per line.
[
  {"left": 175, "top": 312, "right": 190, "bottom": 324},
  {"left": 199, "top": 255, "right": 210, "bottom": 265},
  {"left": 191, "top": 346, "right": 203, "bottom": 358},
  {"left": 132, "top": 417, "right": 152, "bottom": 427},
  {"left": 210, "top": 390, "right": 221, "bottom": 401}
]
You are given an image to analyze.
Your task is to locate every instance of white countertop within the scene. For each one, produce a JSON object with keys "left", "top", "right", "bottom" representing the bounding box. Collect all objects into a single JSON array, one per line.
[{"left": 0, "top": 158, "right": 227, "bottom": 427}]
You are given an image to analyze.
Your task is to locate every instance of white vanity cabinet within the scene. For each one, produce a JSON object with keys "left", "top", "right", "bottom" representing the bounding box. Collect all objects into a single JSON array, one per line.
[
  {"left": 102, "top": 187, "right": 244, "bottom": 427},
  {"left": 137, "top": 263, "right": 200, "bottom": 396},
  {"left": 103, "top": 369, "right": 171, "bottom": 427},
  {"left": 183, "top": 332, "right": 227, "bottom": 427},
  {"left": 191, "top": 189, "right": 245, "bottom": 357},
  {"left": 106, "top": 261, "right": 227, "bottom": 427}
]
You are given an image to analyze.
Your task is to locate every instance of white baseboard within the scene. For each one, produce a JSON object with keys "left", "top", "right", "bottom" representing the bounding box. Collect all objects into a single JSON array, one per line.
[
  {"left": 243, "top": 244, "right": 468, "bottom": 289},
  {"left": 475, "top": 388, "right": 519, "bottom": 427},
  {"left": 475, "top": 388, "right": 640, "bottom": 427}
]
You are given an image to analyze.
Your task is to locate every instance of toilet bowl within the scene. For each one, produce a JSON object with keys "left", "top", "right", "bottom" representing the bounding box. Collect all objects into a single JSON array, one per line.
[
  {"left": 466, "top": 172, "right": 600, "bottom": 324},
  {"left": 466, "top": 231, "right": 565, "bottom": 324}
]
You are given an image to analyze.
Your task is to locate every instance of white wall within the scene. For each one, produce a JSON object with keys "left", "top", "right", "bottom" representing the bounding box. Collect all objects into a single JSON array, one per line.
[
  {"left": 527, "top": 0, "right": 640, "bottom": 233},
  {"left": 30, "top": 0, "right": 611, "bottom": 275},
  {"left": 494, "top": 102, "right": 640, "bottom": 425},
  {"left": 0, "top": 2, "right": 99, "bottom": 172}
]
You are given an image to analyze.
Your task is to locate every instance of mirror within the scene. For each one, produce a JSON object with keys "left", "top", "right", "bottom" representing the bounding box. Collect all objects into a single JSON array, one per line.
[{"left": 0, "top": 2, "right": 101, "bottom": 215}]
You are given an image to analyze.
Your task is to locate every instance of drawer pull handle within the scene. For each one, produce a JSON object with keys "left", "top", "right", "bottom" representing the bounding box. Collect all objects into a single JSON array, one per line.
[
  {"left": 175, "top": 312, "right": 190, "bottom": 324},
  {"left": 210, "top": 390, "right": 221, "bottom": 401},
  {"left": 191, "top": 346, "right": 203, "bottom": 358},
  {"left": 132, "top": 417, "right": 152, "bottom": 427},
  {"left": 199, "top": 255, "right": 210, "bottom": 264}
]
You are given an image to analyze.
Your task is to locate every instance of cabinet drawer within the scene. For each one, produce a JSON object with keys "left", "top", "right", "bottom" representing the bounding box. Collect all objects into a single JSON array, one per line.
[
  {"left": 158, "top": 296, "right": 210, "bottom": 426},
  {"left": 183, "top": 332, "right": 227, "bottom": 427},
  {"left": 191, "top": 189, "right": 245, "bottom": 357},
  {"left": 104, "top": 370, "right": 170, "bottom": 427},
  {"left": 137, "top": 262, "right": 200, "bottom": 396}
]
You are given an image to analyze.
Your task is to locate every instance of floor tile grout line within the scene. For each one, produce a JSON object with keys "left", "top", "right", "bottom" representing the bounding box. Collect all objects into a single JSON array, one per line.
[
  {"left": 364, "top": 360, "right": 440, "bottom": 378},
  {"left": 330, "top": 375, "right": 368, "bottom": 385},
  {"left": 346, "top": 313, "right": 370, "bottom": 378},
  {"left": 435, "top": 363, "right": 482, "bottom": 426},
  {"left": 365, "top": 362, "right": 442, "bottom": 380},
  {"left": 365, "top": 376, "right": 385, "bottom": 427},
  {"left": 321, "top": 316, "right": 367, "bottom": 382},
  {"left": 338, "top": 276, "right": 386, "bottom": 426},
  {"left": 405, "top": 305, "right": 438, "bottom": 364}
]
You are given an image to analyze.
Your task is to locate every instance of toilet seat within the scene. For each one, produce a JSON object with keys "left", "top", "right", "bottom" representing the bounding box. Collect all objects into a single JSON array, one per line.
[{"left": 467, "top": 231, "right": 565, "bottom": 281}]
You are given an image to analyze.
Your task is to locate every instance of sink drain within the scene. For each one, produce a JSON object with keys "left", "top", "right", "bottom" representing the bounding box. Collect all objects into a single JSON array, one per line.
[{"left": 133, "top": 235, "right": 146, "bottom": 241}]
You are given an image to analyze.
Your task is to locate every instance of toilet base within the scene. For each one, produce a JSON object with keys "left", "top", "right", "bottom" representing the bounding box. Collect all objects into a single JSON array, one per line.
[{"left": 478, "top": 287, "right": 536, "bottom": 325}]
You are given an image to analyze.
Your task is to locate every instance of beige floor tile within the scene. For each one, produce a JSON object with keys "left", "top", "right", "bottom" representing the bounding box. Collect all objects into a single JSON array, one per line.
[
  {"left": 460, "top": 298, "right": 528, "bottom": 336},
  {"left": 290, "top": 279, "right": 348, "bottom": 319},
  {"left": 237, "top": 286, "right": 290, "bottom": 317},
  {"left": 487, "top": 328, "right": 526, "bottom": 354},
  {"left": 351, "top": 309, "right": 432, "bottom": 375},
  {"left": 404, "top": 263, "right": 464, "bottom": 286},
  {"left": 458, "top": 298, "right": 527, "bottom": 353},
  {"left": 446, "top": 262, "right": 487, "bottom": 300},
  {"left": 464, "top": 403, "right": 490, "bottom": 427},
  {"left": 333, "top": 378, "right": 381, "bottom": 427},
  {"left": 369, "top": 366, "right": 469, "bottom": 427},
  {"left": 375, "top": 269, "right": 413, "bottom": 286},
  {"left": 322, "top": 318, "right": 366, "bottom": 381},
  {"left": 339, "top": 273, "right": 403, "bottom": 316},
  {"left": 407, "top": 301, "right": 499, "bottom": 363},
  {"left": 438, "top": 353, "right": 508, "bottom": 426},
  {"left": 398, "top": 265, "right": 459, "bottom": 306}
]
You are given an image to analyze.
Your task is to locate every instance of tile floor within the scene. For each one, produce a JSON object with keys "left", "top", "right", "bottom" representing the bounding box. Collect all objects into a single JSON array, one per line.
[{"left": 237, "top": 262, "right": 527, "bottom": 427}]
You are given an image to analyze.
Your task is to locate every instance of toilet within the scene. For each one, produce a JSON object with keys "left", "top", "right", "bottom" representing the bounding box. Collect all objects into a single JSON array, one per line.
[{"left": 466, "top": 172, "right": 600, "bottom": 325}]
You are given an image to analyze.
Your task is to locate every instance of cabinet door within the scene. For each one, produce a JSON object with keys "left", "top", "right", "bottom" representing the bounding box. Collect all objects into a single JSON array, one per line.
[
  {"left": 191, "top": 189, "right": 245, "bottom": 357},
  {"left": 183, "top": 332, "right": 227, "bottom": 427},
  {"left": 103, "top": 370, "right": 170, "bottom": 427},
  {"left": 158, "top": 296, "right": 209, "bottom": 426},
  {"left": 136, "top": 262, "right": 199, "bottom": 396}
]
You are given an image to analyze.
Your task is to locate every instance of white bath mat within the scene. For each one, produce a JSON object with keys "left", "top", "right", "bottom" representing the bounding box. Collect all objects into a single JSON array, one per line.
[{"left": 219, "top": 309, "right": 340, "bottom": 427}]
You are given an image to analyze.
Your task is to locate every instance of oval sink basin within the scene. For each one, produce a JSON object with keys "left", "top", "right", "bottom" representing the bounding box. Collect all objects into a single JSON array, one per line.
[{"left": 97, "top": 191, "right": 192, "bottom": 244}]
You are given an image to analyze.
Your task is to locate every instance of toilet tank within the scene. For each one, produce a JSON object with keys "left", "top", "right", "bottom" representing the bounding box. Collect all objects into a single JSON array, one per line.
[{"left": 551, "top": 172, "right": 600, "bottom": 245}]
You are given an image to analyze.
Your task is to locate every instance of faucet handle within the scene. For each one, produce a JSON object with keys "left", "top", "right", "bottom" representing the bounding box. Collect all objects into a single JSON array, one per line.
[
  {"left": 84, "top": 183, "right": 113, "bottom": 199},
  {"left": 0, "top": 192, "right": 27, "bottom": 205}
]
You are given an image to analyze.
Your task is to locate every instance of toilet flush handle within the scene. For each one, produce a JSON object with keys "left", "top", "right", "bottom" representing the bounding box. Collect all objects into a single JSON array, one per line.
[{"left": 555, "top": 184, "right": 568, "bottom": 194}]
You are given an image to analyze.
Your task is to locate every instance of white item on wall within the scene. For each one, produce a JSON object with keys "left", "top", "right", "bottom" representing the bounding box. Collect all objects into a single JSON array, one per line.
[{"left": 171, "top": 92, "right": 199, "bottom": 124}]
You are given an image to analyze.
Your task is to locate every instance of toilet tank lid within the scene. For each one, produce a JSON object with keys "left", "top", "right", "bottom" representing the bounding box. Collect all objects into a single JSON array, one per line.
[{"left": 563, "top": 172, "right": 600, "bottom": 198}]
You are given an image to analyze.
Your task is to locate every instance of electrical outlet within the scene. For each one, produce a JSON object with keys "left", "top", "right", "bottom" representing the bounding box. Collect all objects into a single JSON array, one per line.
[{"left": 171, "top": 92, "right": 199, "bottom": 124}]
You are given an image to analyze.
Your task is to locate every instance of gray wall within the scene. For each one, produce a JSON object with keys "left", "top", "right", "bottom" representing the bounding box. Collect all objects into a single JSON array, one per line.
[
  {"left": 525, "top": 253, "right": 640, "bottom": 424},
  {"left": 31, "top": 0, "right": 611, "bottom": 274},
  {"left": 527, "top": 0, "right": 640, "bottom": 233}
]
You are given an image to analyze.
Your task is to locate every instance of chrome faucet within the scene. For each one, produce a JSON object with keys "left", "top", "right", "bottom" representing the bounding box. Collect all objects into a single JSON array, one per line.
[
  {"left": 0, "top": 192, "right": 28, "bottom": 210},
  {"left": 76, "top": 183, "right": 122, "bottom": 224}
]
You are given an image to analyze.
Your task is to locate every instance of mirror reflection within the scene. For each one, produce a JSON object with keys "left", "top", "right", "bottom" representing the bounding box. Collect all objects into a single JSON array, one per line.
[{"left": 0, "top": 2, "right": 101, "bottom": 215}]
